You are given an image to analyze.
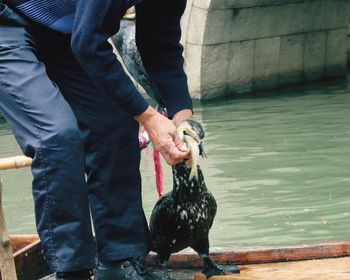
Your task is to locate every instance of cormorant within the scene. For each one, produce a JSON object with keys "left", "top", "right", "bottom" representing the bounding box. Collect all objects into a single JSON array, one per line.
[
  {"left": 150, "top": 120, "right": 240, "bottom": 279},
  {"left": 111, "top": 17, "right": 165, "bottom": 110}
]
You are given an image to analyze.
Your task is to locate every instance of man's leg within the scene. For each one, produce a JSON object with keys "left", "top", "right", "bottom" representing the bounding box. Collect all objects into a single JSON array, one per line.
[
  {"left": 38, "top": 31, "right": 153, "bottom": 264},
  {"left": 0, "top": 26, "right": 95, "bottom": 272}
]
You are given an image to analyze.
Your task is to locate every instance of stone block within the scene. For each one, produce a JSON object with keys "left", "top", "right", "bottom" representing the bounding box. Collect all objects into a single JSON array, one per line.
[
  {"left": 227, "top": 40, "right": 255, "bottom": 94},
  {"left": 193, "top": 0, "right": 211, "bottom": 10},
  {"left": 218, "top": 3, "right": 310, "bottom": 43},
  {"left": 187, "top": 6, "right": 208, "bottom": 45},
  {"left": 313, "top": 0, "right": 349, "bottom": 31},
  {"left": 181, "top": 0, "right": 195, "bottom": 47},
  {"left": 201, "top": 43, "right": 230, "bottom": 92},
  {"left": 200, "top": 86, "right": 228, "bottom": 100},
  {"left": 281, "top": 2, "right": 314, "bottom": 34},
  {"left": 348, "top": 23, "right": 350, "bottom": 63},
  {"left": 303, "top": 31, "right": 327, "bottom": 81},
  {"left": 184, "top": 43, "right": 203, "bottom": 98},
  {"left": 252, "top": 5, "right": 285, "bottom": 39},
  {"left": 224, "top": 7, "right": 265, "bottom": 43},
  {"left": 203, "top": 0, "right": 349, "bottom": 45},
  {"left": 211, "top": 0, "right": 309, "bottom": 10},
  {"left": 326, "top": 28, "right": 347, "bottom": 77},
  {"left": 210, "top": 0, "right": 349, "bottom": 12},
  {"left": 203, "top": 9, "right": 233, "bottom": 45},
  {"left": 279, "top": 34, "right": 304, "bottom": 85},
  {"left": 254, "top": 37, "right": 281, "bottom": 90},
  {"left": 348, "top": 35, "right": 350, "bottom": 63}
]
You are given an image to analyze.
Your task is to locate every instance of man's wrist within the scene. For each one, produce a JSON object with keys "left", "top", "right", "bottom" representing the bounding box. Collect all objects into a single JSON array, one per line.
[
  {"left": 134, "top": 105, "right": 157, "bottom": 125},
  {"left": 172, "top": 109, "right": 193, "bottom": 126}
]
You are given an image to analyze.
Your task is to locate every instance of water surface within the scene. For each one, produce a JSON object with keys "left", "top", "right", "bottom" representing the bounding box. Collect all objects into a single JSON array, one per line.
[{"left": 1, "top": 79, "right": 349, "bottom": 250}]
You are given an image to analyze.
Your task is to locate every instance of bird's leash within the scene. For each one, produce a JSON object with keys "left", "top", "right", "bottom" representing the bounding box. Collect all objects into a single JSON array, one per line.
[
  {"left": 139, "top": 107, "right": 167, "bottom": 199},
  {"left": 152, "top": 108, "right": 167, "bottom": 199}
]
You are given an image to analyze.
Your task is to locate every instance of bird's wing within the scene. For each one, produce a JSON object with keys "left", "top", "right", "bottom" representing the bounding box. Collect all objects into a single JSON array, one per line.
[
  {"left": 206, "top": 192, "right": 217, "bottom": 230},
  {"left": 150, "top": 195, "right": 181, "bottom": 252},
  {"left": 150, "top": 196, "right": 180, "bottom": 261},
  {"left": 127, "top": 49, "right": 165, "bottom": 107},
  {"left": 149, "top": 195, "right": 175, "bottom": 235}
]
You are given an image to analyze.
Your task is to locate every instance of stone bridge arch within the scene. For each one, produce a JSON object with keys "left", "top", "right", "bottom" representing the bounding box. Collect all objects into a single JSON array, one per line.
[{"left": 181, "top": 0, "right": 349, "bottom": 100}]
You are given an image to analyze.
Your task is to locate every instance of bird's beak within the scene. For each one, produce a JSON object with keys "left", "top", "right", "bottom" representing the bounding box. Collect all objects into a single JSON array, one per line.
[
  {"left": 183, "top": 135, "right": 199, "bottom": 181},
  {"left": 177, "top": 127, "right": 201, "bottom": 144},
  {"left": 177, "top": 120, "right": 205, "bottom": 181}
]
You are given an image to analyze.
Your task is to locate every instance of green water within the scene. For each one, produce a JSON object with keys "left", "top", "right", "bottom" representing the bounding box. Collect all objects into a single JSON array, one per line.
[{"left": 0, "top": 79, "right": 349, "bottom": 250}]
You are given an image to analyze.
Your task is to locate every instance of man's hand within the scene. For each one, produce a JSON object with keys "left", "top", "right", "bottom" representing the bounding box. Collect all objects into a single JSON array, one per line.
[{"left": 135, "top": 106, "right": 190, "bottom": 165}]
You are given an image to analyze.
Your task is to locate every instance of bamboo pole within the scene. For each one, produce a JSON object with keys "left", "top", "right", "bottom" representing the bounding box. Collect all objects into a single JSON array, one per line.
[
  {"left": 0, "top": 156, "right": 32, "bottom": 171},
  {"left": 194, "top": 275, "right": 260, "bottom": 280},
  {"left": 0, "top": 179, "right": 17, "bottom": 280}
]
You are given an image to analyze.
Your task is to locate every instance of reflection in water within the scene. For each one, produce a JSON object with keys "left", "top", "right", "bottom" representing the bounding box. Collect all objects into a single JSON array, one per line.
[{"left": 0, "top": 79, "right": 349, "bottom": 249}]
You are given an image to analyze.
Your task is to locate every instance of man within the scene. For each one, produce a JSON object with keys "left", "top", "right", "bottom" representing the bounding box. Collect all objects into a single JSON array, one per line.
[{"left": 0, "top": 0, "right": 193, "bottom": 279}]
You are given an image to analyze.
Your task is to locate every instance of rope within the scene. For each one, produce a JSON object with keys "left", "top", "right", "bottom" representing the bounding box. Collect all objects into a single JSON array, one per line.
[{"left": 153, "top": 149, "right": 163, "bottom": 199}]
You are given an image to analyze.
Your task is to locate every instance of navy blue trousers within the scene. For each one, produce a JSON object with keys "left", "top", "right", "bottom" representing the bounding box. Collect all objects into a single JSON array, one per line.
[{"left": 0, "top": 7, "right": 151, "bottom": 272}]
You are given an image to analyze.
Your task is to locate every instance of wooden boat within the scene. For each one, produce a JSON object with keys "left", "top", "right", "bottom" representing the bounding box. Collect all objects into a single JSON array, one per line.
[
  {"left": 3, "top": 235, "right": 49, "bottom": 280},
  {"left": 7, "top": 235, "right": 350, "bottom": 280},
  {"left": 2, "top": 157, "right": 350, "bottom": 279}
]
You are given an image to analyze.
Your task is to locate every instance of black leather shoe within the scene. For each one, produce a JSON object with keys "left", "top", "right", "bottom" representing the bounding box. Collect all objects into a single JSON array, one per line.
[
  {"left": 95, "top": 257, "right": 161, "bottom": 280},
  {"left": 55, "top": 269, "right": 93, "bottom": 280}
]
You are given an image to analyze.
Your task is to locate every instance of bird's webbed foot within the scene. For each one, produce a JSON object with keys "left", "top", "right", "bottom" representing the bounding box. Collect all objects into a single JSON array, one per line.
[
  {"left": 202, "top": 256, "right": 240, "bottom": 278},
  {"left": 159, "top": 261, "right": 176, "bottom": 280}
]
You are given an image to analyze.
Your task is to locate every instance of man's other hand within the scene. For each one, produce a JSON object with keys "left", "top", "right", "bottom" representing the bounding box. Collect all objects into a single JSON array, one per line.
[{"left": 135, "top": 106, "right": 190, "bottom": 165}]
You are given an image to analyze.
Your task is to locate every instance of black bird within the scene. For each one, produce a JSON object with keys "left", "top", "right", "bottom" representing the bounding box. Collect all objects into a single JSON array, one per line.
[
  {"left": 150, "top": 120, "right": 240, "bottom": 279},
  {"left": 111, "top": 17, "right": 165, "bottom": 111}
]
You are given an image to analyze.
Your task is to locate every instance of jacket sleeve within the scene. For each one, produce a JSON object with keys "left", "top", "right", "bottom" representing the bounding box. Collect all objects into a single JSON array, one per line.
[
  {"left": 135, "top": 0, "right": 193, "bottom": 118},
  {"left": 71, "top": 0, "right": 149, "bottom": 117}
]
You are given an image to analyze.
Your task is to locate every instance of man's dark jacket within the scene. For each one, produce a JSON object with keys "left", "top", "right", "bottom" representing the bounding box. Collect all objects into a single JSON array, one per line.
[{"left": 5, "top": 0, "right": 192, "bottom": 117}]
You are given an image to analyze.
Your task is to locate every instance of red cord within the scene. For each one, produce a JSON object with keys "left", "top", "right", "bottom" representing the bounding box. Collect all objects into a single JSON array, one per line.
[
  {"left": 140, "top": 108, "right": 167, "bottom": 199},
  {"left": 153, "top": 148, "right": 164, "bottom": 199}
]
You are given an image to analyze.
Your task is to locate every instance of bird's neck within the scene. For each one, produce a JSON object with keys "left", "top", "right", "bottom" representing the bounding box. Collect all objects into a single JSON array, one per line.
[{"left": 171, "top": 162, "right": 208, "bottom": 203}]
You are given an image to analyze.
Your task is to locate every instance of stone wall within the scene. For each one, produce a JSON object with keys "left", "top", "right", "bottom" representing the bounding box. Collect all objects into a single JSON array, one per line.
[{"left": 181, "top": 0, "right": 350, "bottom": 99}]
